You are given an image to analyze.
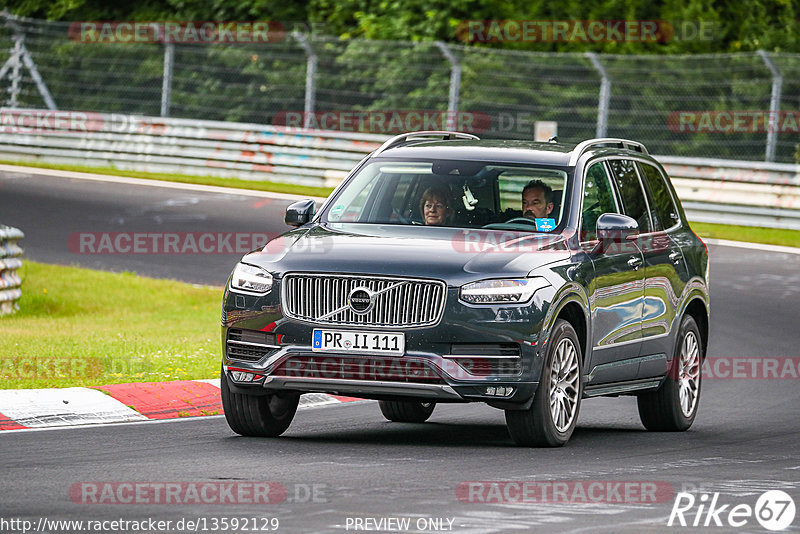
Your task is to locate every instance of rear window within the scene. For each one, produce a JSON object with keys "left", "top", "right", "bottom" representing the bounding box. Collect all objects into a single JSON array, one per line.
[
  {"left": 638, "top": 163, "right": 680, "bottom": 231},
  {"left": 608, "top": 159, "right": 652, "bottom": 234}
]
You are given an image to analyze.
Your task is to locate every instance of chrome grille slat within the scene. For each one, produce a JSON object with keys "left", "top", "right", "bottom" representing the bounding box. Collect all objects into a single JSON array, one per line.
[{"left": 282, "top": 273, "right": 445, "bottom": 328}]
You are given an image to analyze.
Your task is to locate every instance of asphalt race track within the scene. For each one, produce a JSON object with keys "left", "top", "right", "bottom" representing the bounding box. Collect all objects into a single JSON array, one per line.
[{"left": 1, "top": 169, "right": 799, "bottom": 533}]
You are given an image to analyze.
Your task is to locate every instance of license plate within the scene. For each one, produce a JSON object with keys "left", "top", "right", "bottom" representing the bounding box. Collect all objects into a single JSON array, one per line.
[{"left": 312, "top": 329, "right": 405, "bottom": 356}]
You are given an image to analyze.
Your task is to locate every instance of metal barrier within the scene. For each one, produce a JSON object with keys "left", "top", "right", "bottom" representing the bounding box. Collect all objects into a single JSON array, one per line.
[
  {"left": 659, "top": 156, "right": 800, "bottom": 230},
  {"left": 0, "top": 224, "right": 23, "bottom": 315},
  {"left": 1, "top": 109, "right": 799, "bottom": 229},
  {"left": 0, "top": 109, "right": 384, "bottom": 187}
]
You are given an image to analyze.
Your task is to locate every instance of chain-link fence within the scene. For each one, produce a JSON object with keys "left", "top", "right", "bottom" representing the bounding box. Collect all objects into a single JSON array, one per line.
[{"left": 2, "top": 13, "right": 799, "bottom": 163}]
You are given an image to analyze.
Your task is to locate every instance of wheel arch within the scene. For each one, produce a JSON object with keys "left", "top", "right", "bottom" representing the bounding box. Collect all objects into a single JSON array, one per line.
[
  {"left": 682, "top": 297, "right": 709, "bottom": 358},
  {"left": 543, "top": 285, "right": 590, "bottom": 364}
]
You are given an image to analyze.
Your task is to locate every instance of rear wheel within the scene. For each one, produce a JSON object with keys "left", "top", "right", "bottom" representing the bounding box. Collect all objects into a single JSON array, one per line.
[
  {"left": 220, "top": 368, "right": 299, "bottom": 437},
  {"left": 505, "top": 319, "right": 583, "bottom": 447},
  {"left": 379, "top": 400, "right": 436, "bottom": 423},
  {"left": 637, "top": 315, "right": 703, "bottom": 431}
]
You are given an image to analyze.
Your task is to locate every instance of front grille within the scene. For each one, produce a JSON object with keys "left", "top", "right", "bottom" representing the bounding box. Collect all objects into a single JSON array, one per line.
[
  {"left": 226, "top": 328, "right": 279, "bottom": 362},
  {"left": 272, "top": 356, "right": 445, "bottom": 384},
  {"left": 282, "top": 273, "right": 446, "bottom": 328}
]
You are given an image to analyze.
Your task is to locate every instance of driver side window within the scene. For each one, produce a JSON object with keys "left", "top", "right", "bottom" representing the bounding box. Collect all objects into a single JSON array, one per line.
[{"left": 581, "top": 162, "right": 617, "bottom": 243}]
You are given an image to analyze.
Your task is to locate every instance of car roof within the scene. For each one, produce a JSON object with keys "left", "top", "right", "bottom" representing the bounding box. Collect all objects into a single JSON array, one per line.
[{"left": 373, "top": 139, "right": 650, "bottom": 167}]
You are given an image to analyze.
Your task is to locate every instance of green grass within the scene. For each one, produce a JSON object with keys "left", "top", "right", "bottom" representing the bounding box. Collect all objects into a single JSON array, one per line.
[
  {"left": 0, "top": 159, "right": 334, "bottom": 198},
  {"left": 690, "top": 222, "right": 800, "bottom": 248},
  {"left": 0, "top": 261, "right": 222, "bottom": 389}
]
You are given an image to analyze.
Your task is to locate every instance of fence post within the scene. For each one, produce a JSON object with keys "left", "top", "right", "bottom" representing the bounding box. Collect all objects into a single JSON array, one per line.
[
  {"left": 161, "top": 42, "right": 174, "bottom": 117},
  {"left": 586, "top": 52, "right": 610, "bottom": 138},
  {"left": 1, "top": 12, "right": 57, "bottom": 109},
  {"left": 293, "top": 32, "right": 317, "bottom": 129},
  {"left": 757, "top": 50, "right": 782, "bottom": 163},
  {"left": 6, "top": 34, "right": 22, "bottom": 107},
  {"left": 434, "top": 41, "right": 461, "bottom": 130}
]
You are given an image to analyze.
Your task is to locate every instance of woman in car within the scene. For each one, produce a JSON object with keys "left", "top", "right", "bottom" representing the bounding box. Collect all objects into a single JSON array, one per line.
[{"left": 418, "top": 186, "right": 454, "bottom": 226}]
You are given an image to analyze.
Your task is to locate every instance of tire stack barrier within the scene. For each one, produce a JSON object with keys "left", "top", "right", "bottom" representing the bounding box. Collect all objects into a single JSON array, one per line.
[{"left": 0, "top": 225, "right": 24, "bottom": 315}]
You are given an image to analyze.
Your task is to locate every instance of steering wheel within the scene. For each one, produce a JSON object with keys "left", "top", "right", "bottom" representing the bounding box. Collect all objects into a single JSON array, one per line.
[
  {"left": 391, "top": 207, "right": 413, "bottom": 224},
  {"left": 504, "top": 217, "right": 540, "bottom": 226}
]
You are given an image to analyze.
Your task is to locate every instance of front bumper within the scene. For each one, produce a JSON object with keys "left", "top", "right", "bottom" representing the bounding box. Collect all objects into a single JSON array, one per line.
[
  {"left": 263, "top": 376, "right": 464, "bottom": 401},
  {"left": 221, "top": 283, "right": 553, "bottom": 406}
]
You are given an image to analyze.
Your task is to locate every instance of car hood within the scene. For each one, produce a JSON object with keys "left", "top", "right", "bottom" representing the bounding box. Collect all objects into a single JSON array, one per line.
[{"left": 241, "top": 223, "right": 570, "bottom": 285}]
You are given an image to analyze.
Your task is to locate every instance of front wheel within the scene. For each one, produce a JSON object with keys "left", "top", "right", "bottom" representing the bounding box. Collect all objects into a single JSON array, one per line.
[
  {"left": 220, "top": 368, "right": 299, "bottom": 437},
  {"left": 505, "top": 319, "right": 583, "bottom": 447},
  {"left": 637, "top": 315, "right": 703, "bottom": 431},
  {"left": 379, "top": 400, "right": 435, "bottom": 423}
]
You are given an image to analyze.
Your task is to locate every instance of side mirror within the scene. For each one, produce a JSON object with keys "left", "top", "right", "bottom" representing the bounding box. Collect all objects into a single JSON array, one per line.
[
  {"left": 285, "top": 199, "right": 316, "bottom": 227},
  {"left": 596, "top": 213, "right": 639, "bottom": 248}
]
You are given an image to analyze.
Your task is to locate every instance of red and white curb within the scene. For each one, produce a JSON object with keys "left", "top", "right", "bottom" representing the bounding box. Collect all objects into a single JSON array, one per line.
[{"left": 0, "top": 379, "right": 361, "bottom": 431}]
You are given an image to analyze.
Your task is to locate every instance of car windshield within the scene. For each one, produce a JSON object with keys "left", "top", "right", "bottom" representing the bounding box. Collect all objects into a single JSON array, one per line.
[{"left": 323, "top": 159, "right": 570, "bottom": 232}]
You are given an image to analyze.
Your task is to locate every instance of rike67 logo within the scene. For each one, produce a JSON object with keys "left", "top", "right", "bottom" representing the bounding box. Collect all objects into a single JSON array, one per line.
[{"left": 668, "top": 490, "right": 796, "bottom": 531}]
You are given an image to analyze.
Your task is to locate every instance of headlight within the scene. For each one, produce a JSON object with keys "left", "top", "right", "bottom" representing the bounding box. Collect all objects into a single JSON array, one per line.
[
  {"left": 230, "top": 263, "right": 273, "bottom": 294},
  {"left": 460, "top": 277, "right": 550, "bottom": 304}
]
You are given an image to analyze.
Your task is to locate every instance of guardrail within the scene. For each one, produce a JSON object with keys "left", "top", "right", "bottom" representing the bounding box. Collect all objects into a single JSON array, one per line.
[
  {"left": 0, "top": 109, "right": 799, "bottom": 229},
  {"left": 0, "top": 109, "right": 384, "bottom": 188},
  {"left": 0, "top": 225, "right": 23, "bottom": 315},
  {"left": 658, "top": 156, "right": 800, "bottom": 230}
]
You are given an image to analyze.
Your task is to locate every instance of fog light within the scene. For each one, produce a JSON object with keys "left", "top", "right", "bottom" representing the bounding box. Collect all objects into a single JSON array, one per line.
[
  {"left": 484, "top": 386, "right": 514, "bottom": 397},
  {"left": 230, "top": 370, "right": 263, "bottom": 383}
]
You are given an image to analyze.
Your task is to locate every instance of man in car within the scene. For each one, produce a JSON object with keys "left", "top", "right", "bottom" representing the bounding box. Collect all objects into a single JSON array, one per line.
[
  {"left": 522, "top": 179, "right": 554, "bottom": 220},
  {"left": 419, "top": 186, "right": 454, "bottom": 226}
]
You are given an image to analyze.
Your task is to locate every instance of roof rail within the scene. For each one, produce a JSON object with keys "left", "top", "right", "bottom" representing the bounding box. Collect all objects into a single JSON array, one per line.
[
  {"left": 372, "top": 131, "right": 480, "bottom": 156},
  {"left": 568, "top": 138, "right": 649, "bottom": 166}
]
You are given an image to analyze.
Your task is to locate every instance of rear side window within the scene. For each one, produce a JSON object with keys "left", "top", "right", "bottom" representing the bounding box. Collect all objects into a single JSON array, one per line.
[
  {"left": 638, "top": 163, "right": 680, "bottom": 231},
  {"left": 608, "top": 159, "right": 652, "bottom": 234}
]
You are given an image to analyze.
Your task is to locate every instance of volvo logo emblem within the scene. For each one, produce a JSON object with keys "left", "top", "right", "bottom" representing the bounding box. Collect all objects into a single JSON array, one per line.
[{"left": 348, "top": 287, "right": 375, "bottom": 315}]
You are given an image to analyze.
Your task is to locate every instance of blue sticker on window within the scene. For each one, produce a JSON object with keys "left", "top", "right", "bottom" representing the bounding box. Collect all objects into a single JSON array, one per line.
[
  {"left": 535, "top": 218, "right": 556, "bottom": 232},
  {"left": 329, "top": 205, "right": 345, "bottom": 221},
  {"left": 313, "top": 330, "right": 322, "bottom": 348}
]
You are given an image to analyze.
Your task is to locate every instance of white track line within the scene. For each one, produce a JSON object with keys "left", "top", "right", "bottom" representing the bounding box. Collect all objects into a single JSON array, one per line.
[
  {"left": 0, "top": 400, "right": 373, "bottom": 435},
  {"left": 0, "top": 164, "right": 326, "bottom": 201},
  {"left": 704, "top": 237, "right": 800, "bottom": 255}
]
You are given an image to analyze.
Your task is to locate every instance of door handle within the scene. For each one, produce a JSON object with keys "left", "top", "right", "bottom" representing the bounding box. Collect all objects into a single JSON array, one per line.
[
  {"left": 669, "top": 250, "right": 682, "bottom": 264},
  {"left": 627, "top": 256, "right": 643, "bottom": 270}
]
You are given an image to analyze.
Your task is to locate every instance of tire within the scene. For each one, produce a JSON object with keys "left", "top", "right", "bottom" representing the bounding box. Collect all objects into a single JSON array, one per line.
[
  {"left": 505, "top": 319, "right": 583, "bottom": 447},
  {"left": 220, "top": 368, "right": 299, "bottom": 437},
  {"left": 637, "top": 315, "right": 703, "bottom": 431},
  {"left": 378, "top": 400, "right": 436, "bottom": 423}
]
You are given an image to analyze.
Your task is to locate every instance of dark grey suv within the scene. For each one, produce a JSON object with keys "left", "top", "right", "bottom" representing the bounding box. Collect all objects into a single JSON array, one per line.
[{"left": 220, "top": 131, "right": 710, "bottom": 447}]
